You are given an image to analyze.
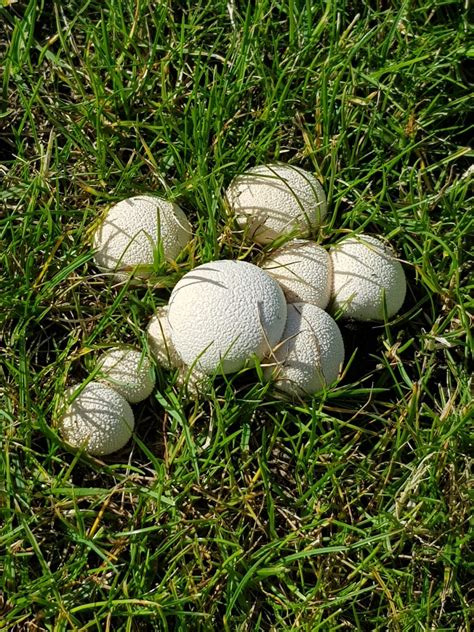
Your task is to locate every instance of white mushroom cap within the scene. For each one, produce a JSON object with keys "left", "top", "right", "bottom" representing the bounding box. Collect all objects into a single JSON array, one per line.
[
  {"left": 58, "top": 381, "right": 135, "bottom": 455},
  {"left": 168, "top": 260, "right": 287, "bottom": 374},
  {"left": 147, "top": 306, "right": 182, "bottom": 370},
  {"left": 262, "top": 239, "right": 332, "bottom": 309},
  {"left": 264, "top": 303, "right": 344, "bottom": 396},
  {"left": 93, "top": 195, "right": 192, "bottom": 281},
  {"left": 147, "top": 306, "right": 210, "bottom": 396},
  {"left": 97, "top": 347, "right": 155, "bottom": 403},
  {"left": 225, "top": 164, "right": 327, "bottom": 244},
  {"left": 330, "top": 234, "right": 407, "bottom": 321}
]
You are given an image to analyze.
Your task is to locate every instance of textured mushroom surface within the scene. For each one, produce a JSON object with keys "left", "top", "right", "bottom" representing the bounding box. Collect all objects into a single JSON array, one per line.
[
  {"left": 225, "top": 164, "right": 327, "bottom": 244},
  {"left": 58, "top": 381, "right": 135, "bottom": 455},
  {"left": 330, "top": 234, "right": 406, "bottom": 321},
  {"left": 264, "top": 303, "right": 344, "bottom": 396},
  {"left": 262, "top": 239, "right": 332, "bottom": 308},
  {"left": 93, "top": 195, "right": 192, "bottom": 281},
  {"left": 98, "top": 347, "right": 155, "bottom": 403},
  {"left": 168, "top": 260, "right": 287, "bottom": 374},
  {"left": 148, "top": 306, "right": 210, "bottom": 395},
  {"left": 147, "top": 306, "right": 182, "bottom": 370}
]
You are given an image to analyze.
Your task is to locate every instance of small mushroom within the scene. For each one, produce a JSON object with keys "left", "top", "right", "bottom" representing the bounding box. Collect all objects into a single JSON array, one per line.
[
  {"left": 225, "top": 164, "right": 327, "bottom": 244},
  {"left": 262, "top": 239, "right": 332, "bottom": 309},
  {"left": 97, "top": 346, "right": 155, "bottom": 403},
  {"left": 58, "top": 381, "right": 135, "bottom": 455},
  {"left": 168, "top": 260, "right": 287, "bottom": 374},
  {"left": 147, "top": 306, "right": 182, "bottom": 370},
  {"left": 147, "top": 306, "right": 209, "bottom": 396},
  {"left": 330, "top": 234, "right": 406, "bottom": 321},
  {"left": 264, "top": 303, "right": 344, "bottom": 397},
  {"left": 92, "top": 194, "right": 192, "bottom": 282}
]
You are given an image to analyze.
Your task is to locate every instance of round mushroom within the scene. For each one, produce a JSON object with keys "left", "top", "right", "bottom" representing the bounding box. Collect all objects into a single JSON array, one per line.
[
  {"left": 97, "top": 347, "right": 155, "bottom": 403},
  {"left": 147, "top": 306, "right": 182, "bottom": 370},
  {"left": 225, "top": 164, "right": 327, "bottom": 244},
  {"left": 58, "top": 381, "right": 135, "bottom": 456},
  {"left": 168, "top": 260, "right": 287, "bottom": 374},
  {"left": 92, "top": 194, "right": 192, "bottom": 282},
  {"left": 262, "top": 239, "right": 332, "bottom": 309},
  {"left": 264, "top": 303, "right": 344, "bottom": 397},
  {"left": 330, "top": 234, "right": 406, "bottom": 321},
  {"left": 147, "top": 306, "right": 210, "bottom": 396}
]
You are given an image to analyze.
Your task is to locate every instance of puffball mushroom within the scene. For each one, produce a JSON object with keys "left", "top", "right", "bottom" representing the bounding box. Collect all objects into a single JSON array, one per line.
[
  {"left": 225, "top": 164, "right": 327, "bottom": 244},
  {"left": 168, "top": 260, "right": 287, "bottom": 374},
  {"left": 264, "top": 303, "right": 344, "bottom": 396},
  {"left": 93, "top": 195, "right": 192, "bottom": 281},
  {"left": 97, "top": 347, "right": 155, "bottom": 404},
  {"left": 147, "top": 306, "right": 209, "bottom": 396},
  {"left": 147, "top": 306, "right": 182, "bottom": 370},
  {"left": 262, "top": 239, "right": 332, "bottom": 309},
  {"left": 330, "top": 234, "right": 406, "bottom": 321},
  {"left": 58, "top": 381, "right": 135, "bottom": 455}
]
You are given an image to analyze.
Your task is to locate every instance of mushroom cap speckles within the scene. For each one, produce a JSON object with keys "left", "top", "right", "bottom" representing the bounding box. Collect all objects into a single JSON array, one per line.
[
  {"left": 168, "top": 260, "right": 287, "bottom": 375},
  {"left": 147, "top": 307, "right": 210, "bottom": 394},
  {"left": 264, "top": 303, "right": 344, "bottom": 396},
  {"left": 330, "top": 234, "right": 407, "bottom": 321},
  {"left": 147, "top": 306, "right": 182, "bottom": 370},
  {"left": 262, "top": 240, "right": 332, "bottom": 309},
  {"left": 98, "top": 347, "right": 155, "bottom": 403},
  {"left": 225, "top": 164, "right": 327, "bottom": 244},
  {"left": 92, "top": 195, "right": 192, "bottom": 281},
  {"left": 58, "top": 381, "right": 135, "bottom": 456}
]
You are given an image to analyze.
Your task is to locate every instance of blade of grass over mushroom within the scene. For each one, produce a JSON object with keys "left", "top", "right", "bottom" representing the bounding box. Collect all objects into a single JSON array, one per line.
[{"left": 1, "top": 0, "right": 472, "bottom": 629}]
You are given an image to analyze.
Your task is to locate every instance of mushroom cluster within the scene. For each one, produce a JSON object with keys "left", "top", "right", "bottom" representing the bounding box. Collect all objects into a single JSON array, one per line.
[
  {"left": 57, "top": 163, "right": 407, "bottom": 455},
  {"left": 58, "top": 347, "right": 155, "bottom": 455}
]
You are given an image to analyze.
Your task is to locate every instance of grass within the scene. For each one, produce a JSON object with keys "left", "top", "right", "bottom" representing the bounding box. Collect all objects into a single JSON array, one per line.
[{"left": 0, "top": 0, "right": 472, "bottom": 629}]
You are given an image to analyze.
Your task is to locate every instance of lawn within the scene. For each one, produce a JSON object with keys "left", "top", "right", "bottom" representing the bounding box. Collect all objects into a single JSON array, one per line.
[{"left": 0, "top": 0, "right": 472, "bottom": 630}]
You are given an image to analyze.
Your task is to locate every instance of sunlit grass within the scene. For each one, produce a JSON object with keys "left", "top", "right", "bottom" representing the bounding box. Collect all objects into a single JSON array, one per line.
[{"left": 1, "top": 0, "right": 472, "bottom": 629}]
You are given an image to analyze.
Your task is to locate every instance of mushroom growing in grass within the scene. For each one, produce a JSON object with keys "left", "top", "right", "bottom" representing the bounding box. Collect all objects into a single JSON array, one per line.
[
  {"left": 330, "top": 234, "right": 407, "bottom": 321},
  {"left": 262, "top": 239, "right": 332, "bottom": 309},
  {"left": 264, "top": 303, "right": 344, "bottom": 397},
  {"left": 92, "top": 194, "right": 192, "bottom": 282},
  {"left": 58, "top": 381, "right": 135, "bottom": 456},
  {"left": 97, "top": 347, "right": 155, "bottom": 404},
  {"left": 147, "top": 306, "right": 209, "bottom": 396},
  {"left": 225, "top": 164, "right": 327, "bottom": 244},
  {"left": 147, "top": 306, "right": 182, "bottom": 370},
  {"left": 168, "top": 260, "right": 287, "bottom": 375}
]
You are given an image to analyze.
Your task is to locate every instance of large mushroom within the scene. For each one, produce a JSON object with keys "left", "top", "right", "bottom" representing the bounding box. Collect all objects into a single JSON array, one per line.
[{"left": 167, "top": 260, "right": 287, "bottom": 374}]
